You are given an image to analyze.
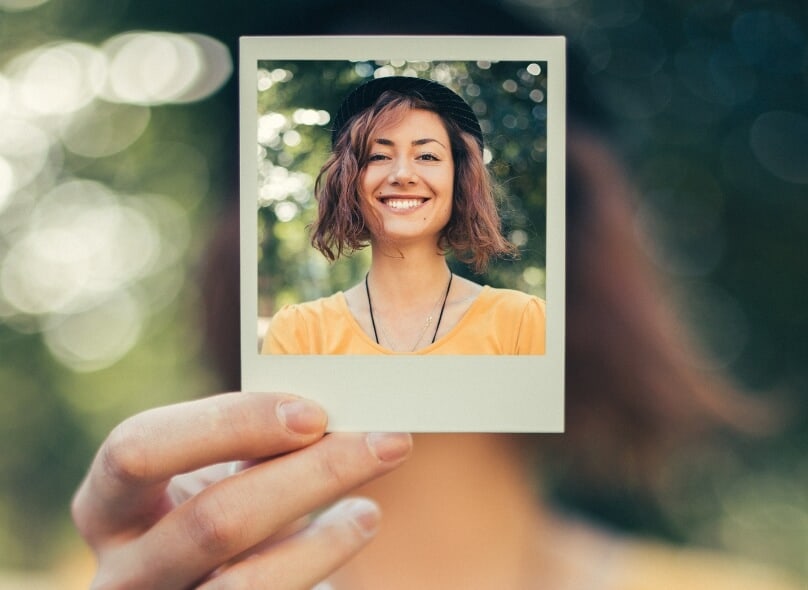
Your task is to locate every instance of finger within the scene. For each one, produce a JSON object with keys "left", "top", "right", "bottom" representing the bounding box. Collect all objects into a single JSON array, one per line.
[
  {"left": 108, "top": 431, "right": 412, "bottom": 589},
  {"left": 199, "top": 498, "right": 381, "bottom": 590},
  {"left": 73, "top": 392, "right": 327, "bottom": 543},
  {"left": 211, "top": 511, "right": 314, "bottom": 567},
  {"left": 168, "top": 462, "right": 244, "bottom": 506}
]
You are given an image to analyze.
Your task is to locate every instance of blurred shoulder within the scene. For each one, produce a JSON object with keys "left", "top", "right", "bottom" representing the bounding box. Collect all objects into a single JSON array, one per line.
[
  {"left": 545, "top": 515, "right": 801, "bottom": 590},
  {"left": 614, "top": 538, "right": 803, "bottom": 590}
]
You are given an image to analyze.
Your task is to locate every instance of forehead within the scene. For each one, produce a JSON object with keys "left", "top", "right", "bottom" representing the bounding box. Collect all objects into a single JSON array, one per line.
[{"left": 371, "top": 108, "right": 449, "bottom": 141}]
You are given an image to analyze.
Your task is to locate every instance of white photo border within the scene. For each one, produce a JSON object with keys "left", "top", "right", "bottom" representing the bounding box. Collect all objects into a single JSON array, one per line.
[{"left": 240, "top": 36, "right": 565, "bottom": 432}]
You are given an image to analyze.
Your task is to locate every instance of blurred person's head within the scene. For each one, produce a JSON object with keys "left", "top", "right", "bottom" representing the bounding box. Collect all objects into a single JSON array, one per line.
[{"left": 200, "top": 0, "right": 761, "bottom": 510}]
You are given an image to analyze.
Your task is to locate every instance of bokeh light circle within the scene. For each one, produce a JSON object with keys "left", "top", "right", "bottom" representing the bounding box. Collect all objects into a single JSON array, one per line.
[
  {"left": 0, "top": 0, "right": 51, "bottom": 12},
  {"left": 8, "top": 42, "right": 106, "bottom": 115},
  {"left": 750, "top": 111, "right": 808, "bottom": 184},
  {"left": 100, "top": 32, "right": 231, "bottom": 105},
  {"left": 43, "top": 292, "right": 143, "bottom": 372},
  {"left": 60, "top": 101, "right": 151, "bottom": 158}
]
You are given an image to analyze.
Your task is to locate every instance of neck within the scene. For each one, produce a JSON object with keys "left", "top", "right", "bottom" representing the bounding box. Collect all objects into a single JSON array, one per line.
[
  {"left": 329, "top": 434, "right": 548, "bottom": 590},
  {"left": 363, "top": 244, "right": 454, "bottom": 351},
  {"left": 367, "top": 241, "right": 451, "bottom": 309}
]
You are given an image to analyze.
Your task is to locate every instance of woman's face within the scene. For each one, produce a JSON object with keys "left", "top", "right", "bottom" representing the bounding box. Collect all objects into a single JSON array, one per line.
[{"left": 359, "top": 108, "right": 454, "bottom": 246}]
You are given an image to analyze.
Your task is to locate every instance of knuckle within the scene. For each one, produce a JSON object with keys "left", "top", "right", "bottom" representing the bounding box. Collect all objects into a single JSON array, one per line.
[
  {"left": 218, "top": 398, "right": 264, "bottom": 448},
  {"left": 313, "top": 501, "right": 376, "bottom": 549},
  {"left": 207, "top": 394, "right": 286, "bottom": 453},
  {"left": 315, "top": 450, "right": 352, "bottom": 490},
  {"left": 318, "top": 515, "right": 366, "bottom": 548},
  {"left": 185, "top": 492, "right": 243, "bottom": 556},
  {"left": 100, "top": 417, "right": 154, "bottom": 486}
]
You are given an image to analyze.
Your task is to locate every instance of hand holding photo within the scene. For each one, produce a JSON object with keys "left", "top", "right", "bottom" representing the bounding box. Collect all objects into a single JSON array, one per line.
[{"left": 240, "top": 37, "right": 565, "bottom": 431}]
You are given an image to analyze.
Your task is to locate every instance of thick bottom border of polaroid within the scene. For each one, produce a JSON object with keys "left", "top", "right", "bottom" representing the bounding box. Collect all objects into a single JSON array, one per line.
[{"left": 242, "top": 355, "right": 564, "bottom": 433}]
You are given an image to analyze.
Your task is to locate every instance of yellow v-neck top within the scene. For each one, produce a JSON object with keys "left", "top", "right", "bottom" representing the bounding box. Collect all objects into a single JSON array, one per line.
[{"left": 262, "top": 286, "right": 545, "bottom": 355}]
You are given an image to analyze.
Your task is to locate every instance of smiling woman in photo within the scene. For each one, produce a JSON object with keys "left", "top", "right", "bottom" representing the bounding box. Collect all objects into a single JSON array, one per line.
[{"left": 262, "top": 76, "right": 546, "bottom": 355}]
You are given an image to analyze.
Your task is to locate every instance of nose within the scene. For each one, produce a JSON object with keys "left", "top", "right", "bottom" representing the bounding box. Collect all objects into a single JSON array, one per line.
[{"left": 389, "top": 160, "right": 417, "bottom": 185}]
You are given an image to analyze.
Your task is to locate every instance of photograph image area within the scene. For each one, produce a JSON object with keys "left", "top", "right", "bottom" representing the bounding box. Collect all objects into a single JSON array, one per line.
[{"left": 256, "top": 59, "right": 550, "bottom": 357}]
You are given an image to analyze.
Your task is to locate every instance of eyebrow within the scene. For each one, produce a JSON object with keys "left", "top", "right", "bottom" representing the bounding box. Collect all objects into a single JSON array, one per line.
[{"left": 374, "top": 137, "right": 448, "bottom": 149}]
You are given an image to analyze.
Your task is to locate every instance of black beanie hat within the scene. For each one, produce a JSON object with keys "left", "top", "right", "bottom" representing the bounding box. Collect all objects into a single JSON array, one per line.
[{"left": 331, "top": 76, "right": 483, "bottom": 151}]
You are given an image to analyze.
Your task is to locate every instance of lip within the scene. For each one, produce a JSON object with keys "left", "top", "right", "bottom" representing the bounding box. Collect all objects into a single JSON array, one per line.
[{"left": 376, "top": 195, "right": 430, "bottom": 213}]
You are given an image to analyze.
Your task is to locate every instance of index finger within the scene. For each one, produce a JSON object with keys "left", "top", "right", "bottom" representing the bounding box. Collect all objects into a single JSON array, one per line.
[{"left": 72, "top": 392, "right": 326, "bottom": 544}]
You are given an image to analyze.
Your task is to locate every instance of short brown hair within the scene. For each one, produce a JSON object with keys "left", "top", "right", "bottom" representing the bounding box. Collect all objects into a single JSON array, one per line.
[
  {"left": 310, "top": 92, "right": 517, "bottom": 273},
  {"left": 546, "top": 127, "right": 773, "bottom": 490}
]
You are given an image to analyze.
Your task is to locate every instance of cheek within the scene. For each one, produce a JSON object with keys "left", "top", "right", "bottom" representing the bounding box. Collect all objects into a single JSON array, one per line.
[
  {"left": 441, "top": 197, "right": 453, "bottom": 220},
  {"left": 360, "top": 168, "right": 381, "bottom": 198},
  {"left": 358, "top": 169, "right": 370, "bottom": 197}
]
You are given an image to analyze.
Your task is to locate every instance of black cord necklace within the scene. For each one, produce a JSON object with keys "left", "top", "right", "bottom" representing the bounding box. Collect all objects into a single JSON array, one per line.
[{"left": 365, "top": 272, "right": 454, "bottom": 349}]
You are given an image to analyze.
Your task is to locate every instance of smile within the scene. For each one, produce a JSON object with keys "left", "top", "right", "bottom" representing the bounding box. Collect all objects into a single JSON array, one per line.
[{"left": 379, "top": 197, "right": 428, "bottom": 211}]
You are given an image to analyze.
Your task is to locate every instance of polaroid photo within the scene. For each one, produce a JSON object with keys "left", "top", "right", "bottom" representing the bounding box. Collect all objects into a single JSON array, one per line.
[{"left": 240, "top": 36, "right": 565, "bottom": 431}]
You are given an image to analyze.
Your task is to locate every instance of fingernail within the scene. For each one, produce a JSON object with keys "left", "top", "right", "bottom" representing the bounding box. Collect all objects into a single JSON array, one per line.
[
  {"left": 345, "top": 498, "right": 381, "bottom": 538},
  {"left": 366, "top": 432, "right": 412, "bottom": 463},
  {"left": 277, "top": 399, "right": 327, "bottom": 435}
]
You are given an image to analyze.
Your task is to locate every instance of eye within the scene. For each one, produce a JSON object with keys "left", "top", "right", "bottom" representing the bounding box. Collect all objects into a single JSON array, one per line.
[
  {"left": 417, "top": 153, "right": 440, "bottom": 161},
  {"left": 367, "top": 153, "right": 390, "bottom": 162}
]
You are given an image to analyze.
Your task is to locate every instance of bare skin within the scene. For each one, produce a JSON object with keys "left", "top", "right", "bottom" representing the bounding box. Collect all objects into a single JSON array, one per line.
[
  {"left": 329, "top": 432, "right": 630, "bottom": 590},
  {"left": 72, "top": 395, "right": 622, "bottom": 589},
  {"left": 71, "top": 393, "right": 412, "bottom": 589},
  {"left": 329, "top": 434, "right": 549, "bottom": 589}
]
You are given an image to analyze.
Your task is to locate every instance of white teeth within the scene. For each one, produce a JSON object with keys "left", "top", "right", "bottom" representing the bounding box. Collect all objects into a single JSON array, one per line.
[{"left": 386, "top": 199, "right": 423, "bottom": 210}]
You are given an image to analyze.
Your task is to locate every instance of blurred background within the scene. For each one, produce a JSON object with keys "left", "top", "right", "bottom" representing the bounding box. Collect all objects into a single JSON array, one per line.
[{"left": 0, "top": 0, "right": 806, "bottom": 587}]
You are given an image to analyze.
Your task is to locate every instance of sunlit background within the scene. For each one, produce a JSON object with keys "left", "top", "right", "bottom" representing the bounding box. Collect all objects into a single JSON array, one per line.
[
  {"left": 1, "top": 0, "right": 806, "bottom": 587},
  {"left": 0, "top": 26, "right": 231, "bottom": 371}
]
